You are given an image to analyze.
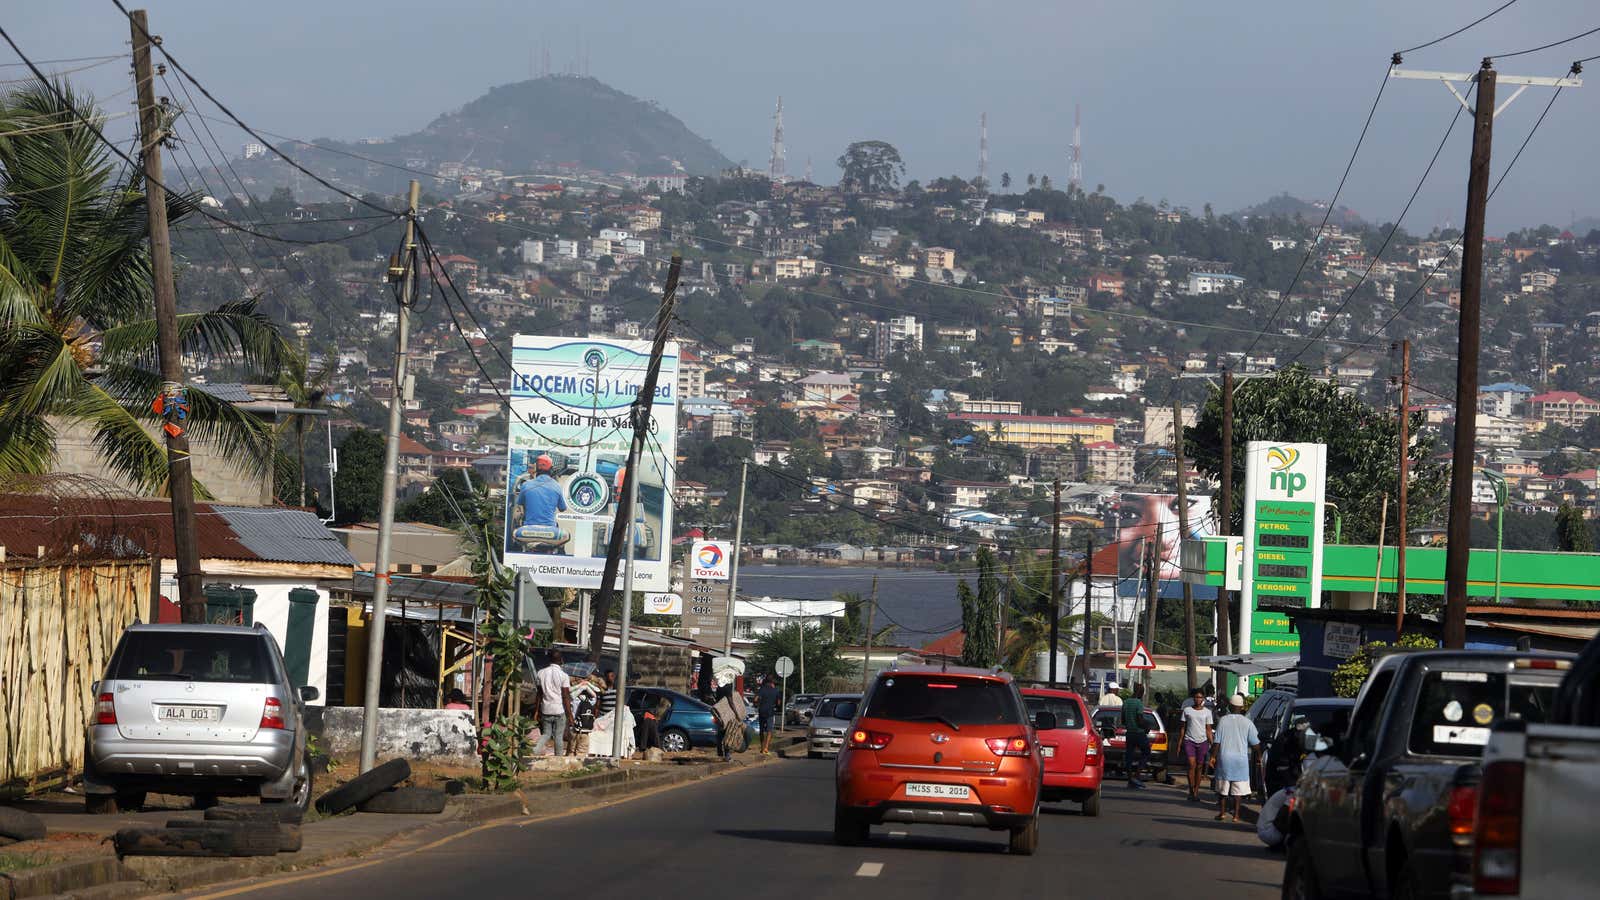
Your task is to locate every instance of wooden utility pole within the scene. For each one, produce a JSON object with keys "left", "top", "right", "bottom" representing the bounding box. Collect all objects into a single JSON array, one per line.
[
  {"left": 1442, "top": 64, "right": 1496, "bottom": 650},
  {"left": 1144, "top": 537, "right": 1160, "bottom": 687},
  {"left": 1080, "top": 535, "right": 1094, "bottom": 690},
  {"left": 1172, "top": 399, "right": 1198, "bottom": 692},
  {"left": 1047, "top": 479, "right": 1062, "bottom": 687},
  {"left": 1218, "top": 369, "right": 1235, "bottom": 654},
  {"left": 131, "top": 10, "right": 204, "bottom": 621},
  {"left": 860, "top": 577, "right": 877, "bottom": 694},
  {"left": 587, "top": 257, "right": 683, "bottom": 661},
  {"left": 1396, "top": 340, "right": 1411, "bottom": 633}
]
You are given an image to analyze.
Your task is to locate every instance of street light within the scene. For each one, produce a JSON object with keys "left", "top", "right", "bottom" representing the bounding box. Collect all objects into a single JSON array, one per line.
[
  {"left": 1483, "top": 469, "right": 1508, "bottom": 604},
  {"left": 1325, "top": 501, "right": 1343, "bottom": 545}
]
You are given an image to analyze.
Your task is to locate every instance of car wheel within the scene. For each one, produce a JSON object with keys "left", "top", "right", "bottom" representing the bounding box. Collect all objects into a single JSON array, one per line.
[
  {"left": 1081, "top": 790, "right": 1102, "bottom": 817},
  {"left": 660, "top": 729, "right": 690, "bottom": 753},
  {"left": 86, "top": 794, "right": 118, "bottom": 815},
  {"left": 1282, "top": 835, "right": 1324, "bottom": 900},
  {"left": 1008, "top": 817, "right": 1039, "bottom": 855},
  {"left": 263, "top": 753, "right": 313, "bottom": 816},
  {"left": 832, "top": 804, "right": 868, "bottom": 846},
  {"left": 192, "top": 793, "right": 219, "bottom": 811}
]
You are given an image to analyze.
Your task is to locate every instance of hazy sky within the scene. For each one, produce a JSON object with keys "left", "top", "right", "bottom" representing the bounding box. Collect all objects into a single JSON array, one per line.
[{"left": 12, "top": 0, "right": 1599, "bottom": 231}]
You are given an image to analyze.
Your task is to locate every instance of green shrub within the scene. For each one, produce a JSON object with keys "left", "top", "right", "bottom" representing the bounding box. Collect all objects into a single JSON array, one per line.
[{"left": 1332, "top": 632, "right": 1438, "bottom": 698}]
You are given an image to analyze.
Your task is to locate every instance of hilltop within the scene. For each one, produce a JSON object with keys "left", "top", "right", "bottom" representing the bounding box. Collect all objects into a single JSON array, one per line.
[{"left": 1232, "top": 192, "right": 1366, "bottom": 228}]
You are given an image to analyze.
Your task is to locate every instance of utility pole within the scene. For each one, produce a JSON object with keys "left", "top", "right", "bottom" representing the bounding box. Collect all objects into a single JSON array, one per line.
[
  {"left": 1396, "top": 340, "right": 1411, "bottom": 633},
  {"left": 1173, "top": 399, "right": 1198, "bottom": 692},
  {"left": 1081, "top": 535, "right": 1094, "bottom": 690},
  {"left": 587, "top": 257, "right": 682, "bottom": 661},
  {"left": 1387, "top": 60, "right": 1581, "bottom": 648},
  {"left": 610, "top": 446, "right": 642, "bottom": 760},
  {"left": 1218, "top": 369, "right": 1234, "bottom": 654},
  {"left": 1144, "top": 536, "right": 1160, "bottom": 688},
  {"left": 359, "top": 179, "right": 420, "bottom": 773},
  {"left": 722, "top": 460, "right": 748, "bottom": 657},
  {"left": 1048, "top": 479, "right": 1062, "bottom": 687},
  {"left": 130, "top": 9, "right": 203, "bottom": 622},
  {"left": 860, "top": 577, "right": 877, "bottom": 694}
]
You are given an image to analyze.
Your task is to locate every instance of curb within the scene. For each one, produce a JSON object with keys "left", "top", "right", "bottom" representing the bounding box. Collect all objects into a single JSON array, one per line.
[{"left": 0, "top": 856, "right": 134, "bottom": 900}]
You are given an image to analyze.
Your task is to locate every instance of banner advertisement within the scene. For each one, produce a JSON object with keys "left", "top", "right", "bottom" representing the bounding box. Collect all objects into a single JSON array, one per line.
[
  {"left": 502, "top": 335, "right": 679, "bottom": 590},
  {"left": 689, "top": 540, "right": 733, "bottom": 581},
  {"left": 644, "top": 593, "right": 683, "bottom": 616}
]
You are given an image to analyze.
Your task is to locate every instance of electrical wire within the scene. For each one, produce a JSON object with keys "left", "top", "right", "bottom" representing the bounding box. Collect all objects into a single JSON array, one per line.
[
  {"left": 1489, "top": 25, "right": 1600, "bottom": 60},
  {"left": 1396, "top": 0, "right": 1523, "bottom": 55}
]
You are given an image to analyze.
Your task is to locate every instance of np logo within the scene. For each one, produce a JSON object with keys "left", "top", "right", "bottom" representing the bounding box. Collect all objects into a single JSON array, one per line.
[{"left": 1267, "top": 446, "right": 1307, "bottom": 497}]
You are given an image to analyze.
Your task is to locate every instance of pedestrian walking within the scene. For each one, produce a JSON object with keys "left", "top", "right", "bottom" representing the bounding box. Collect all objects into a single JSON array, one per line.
[
  {"left": 756, "top": 675, "right": 782, "bottom": 755},
  {"left": 1210, "top": 694, "right": 1262, "bottom": 823},
  {"left": 1121, "top": 683, "right": 1151, "bottom": 788},
  {"left": 534, "top": 650, "right": 573, "bottom": 756},
  {"left": 1179, "top": 687, "right": 1215, "bottom": 800}
]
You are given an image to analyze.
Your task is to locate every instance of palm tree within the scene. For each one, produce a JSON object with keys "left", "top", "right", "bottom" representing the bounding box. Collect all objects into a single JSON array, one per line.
[
  {"left": 0, "top": 80, "right": 290, "bottom": 495},
  {"left": 276, "top": 347, "right": 331, "bottom": 506}
]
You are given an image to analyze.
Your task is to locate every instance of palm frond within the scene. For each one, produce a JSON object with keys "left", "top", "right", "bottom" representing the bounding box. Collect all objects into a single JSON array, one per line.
[
  {"left": 0, "top": 414, "right": 55, "bottom": 479},
  {"left": 98, "top": 300, "right": 292, "bottom": 378},
  {"left": 61, "top": 381, "right": 172, "bottom": 493},
  {"left": 95, "top": 365, "right": 280, "bottom": 487}
]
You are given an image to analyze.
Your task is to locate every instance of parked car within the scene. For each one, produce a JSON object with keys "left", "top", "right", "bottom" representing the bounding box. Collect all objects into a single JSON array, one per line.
[
  {"left": 834, "top": 666, "right": 1054, "bottom": 855},
  {"left": 1284, "top": 650, "right": 1573, "bottom": 900},
  {"left": 1091, "top": 706, "right": 1169, "bottom": 783},
  {"left": 625, "top": 687, "right": 719, "bottom": 752},
  {"left": 83, "top": 623, "right": 317, "bottom": 814},
  {"left": 1021, "top": 687, "right": 1103, "bottom": 815},
  {"left": 785, "top": 693, "right": 821, "bottom": 725},
  {"left": 806, "top": 694, "right": 861, "bottom": 758},
  {"left": 1261, "top": 697, "right": 1353, "bottom": 797},
  {"left": 1470, "top": 639, "right": 1596, "bottom": 898}
]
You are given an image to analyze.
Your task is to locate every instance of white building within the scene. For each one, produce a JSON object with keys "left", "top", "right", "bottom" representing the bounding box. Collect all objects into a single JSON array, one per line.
[
  {"left": 730, "top": 597, "right": 848, "bottom": 648},
  {"left": 241, "top": 142, "right": 266, "bottom": 159},
  {"left": 873, "top": 315, "right": 923, "bottom": 358},
  {"left": 1186, "top": 271, "right": 1247, "bottom": 295},
  {"left": 555, "top": 239, "right": 579, "bottom": 259},
  {"left": 519, "top": 239, "right": 544, "bottom": 265}
]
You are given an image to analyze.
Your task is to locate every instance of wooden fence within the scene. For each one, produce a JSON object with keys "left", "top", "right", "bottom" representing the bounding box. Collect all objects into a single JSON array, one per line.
[{"left": 0, "top": 561, "right": 151, "bottom": 792}]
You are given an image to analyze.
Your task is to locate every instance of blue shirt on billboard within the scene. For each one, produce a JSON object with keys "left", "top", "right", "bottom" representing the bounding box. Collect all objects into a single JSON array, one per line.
[{"left": 518, "top": 474, "right": 567, "bottom": 527}]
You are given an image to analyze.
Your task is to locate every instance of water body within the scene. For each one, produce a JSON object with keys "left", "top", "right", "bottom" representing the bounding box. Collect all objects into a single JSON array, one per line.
[{"left": 737, "top": 564, "right": 969, "bottom": 646}]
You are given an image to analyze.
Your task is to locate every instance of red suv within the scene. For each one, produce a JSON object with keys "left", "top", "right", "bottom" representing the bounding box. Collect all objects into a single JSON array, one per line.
[
  {"left": 834, "top": 666, "right": 1053, "bottom": 855},
  {"left": 1021, "top": 687, "right": 1103, "bottom": 816}
]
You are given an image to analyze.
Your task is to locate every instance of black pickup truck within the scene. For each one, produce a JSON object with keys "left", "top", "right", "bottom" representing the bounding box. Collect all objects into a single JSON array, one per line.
[{"left": 1282, "top": 649, "right": 1571, "bottom": 900}]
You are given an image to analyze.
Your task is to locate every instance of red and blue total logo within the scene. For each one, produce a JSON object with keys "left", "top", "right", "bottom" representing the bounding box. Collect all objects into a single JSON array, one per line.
[{"left": 697, "top": 544, "right": 723, "bottom": 569}]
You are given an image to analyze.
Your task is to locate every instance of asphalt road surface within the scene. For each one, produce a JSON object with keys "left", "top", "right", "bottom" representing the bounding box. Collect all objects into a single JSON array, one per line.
[{"left": 189, "top": 759, "right": 1286, "bottom": 899}]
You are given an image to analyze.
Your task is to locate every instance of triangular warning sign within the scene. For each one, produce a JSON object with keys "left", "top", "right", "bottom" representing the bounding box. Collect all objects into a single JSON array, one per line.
[{"left": 1124, "top": 641, "right": 1156, "bottom": 670}]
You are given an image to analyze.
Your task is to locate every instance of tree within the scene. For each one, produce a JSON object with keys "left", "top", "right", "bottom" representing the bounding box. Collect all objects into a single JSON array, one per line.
[
  {"left": 959, "top": 547, "right": 1001, "bottom": 667},
  {"left": 749, "top": 622, "right": 852, "bottom": 688},
  {"left": 1026, "top": 173, "right": 1037, "bottom": 187},
  {"left": 400, "top": 469, "right": 485, "bottom": 526},
  {"left": 0, "top": 80, "right": 290, "bottom": 493},
  {"left": 1555, "top": 503, "right": 1592, "bottom": 552},
  {"left": 836, "top": 140, "right": 905, "bottom": 194},
  {"left": 1187, "top": 367, "right": 1447, "bottom": 544},
  {"left": 1039, "top": 175, "right": 1052, "bottom": 191},
  {"left": 333, "top": 429, "right": 384, "bottom": 523},
  {"left": 1000, "top": 172, "right": 1012, "bottom": 190},
  {"left": 277, "top": 349, "right": 330, "bottom": 507}
]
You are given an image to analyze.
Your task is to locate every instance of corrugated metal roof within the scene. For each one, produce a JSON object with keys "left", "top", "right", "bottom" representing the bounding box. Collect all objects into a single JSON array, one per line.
[
  {"left": 215, "top": 505, "right": 356, "bottom": 566},
  {"left": 195, "top": 383, "right": 255, "bottom": 403}
]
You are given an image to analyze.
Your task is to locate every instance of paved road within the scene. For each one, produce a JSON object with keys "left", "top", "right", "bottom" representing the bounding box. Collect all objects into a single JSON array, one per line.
[{"left": 190, "top": 759, "right": 1286, "bottom": 899}]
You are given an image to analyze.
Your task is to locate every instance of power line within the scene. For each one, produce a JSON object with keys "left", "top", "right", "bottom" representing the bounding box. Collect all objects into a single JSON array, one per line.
[
  {"left": 1396, "top": 0, "right": 1523, "bottom": 55},
  {"left": 1489, "top": 24, "right": 1600, "bottom": 61}
]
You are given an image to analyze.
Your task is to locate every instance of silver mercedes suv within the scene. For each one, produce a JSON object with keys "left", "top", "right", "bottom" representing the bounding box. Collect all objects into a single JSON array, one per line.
[{"left": 83, "top": 623, "right": 317, "bottom": 813}]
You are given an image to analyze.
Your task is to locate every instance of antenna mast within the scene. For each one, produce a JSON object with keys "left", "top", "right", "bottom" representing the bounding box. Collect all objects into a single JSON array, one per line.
[
  {"left": 768, "top": 96, "right": 786, "bottom": 182},
  {"left": 978, "top": 111, "right": 989, "bottom": 186},
  {"left": 1070, "top": 104, "right": 1083, "bottom": 191}
]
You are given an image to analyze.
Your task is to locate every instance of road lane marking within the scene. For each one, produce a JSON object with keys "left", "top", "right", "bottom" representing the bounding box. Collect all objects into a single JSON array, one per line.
[
  {"left": 855, "top": 862, "right": 884, "bottom": 877},
  {"left": 888, "top": 831, "right": 906, "bottom": 837}
]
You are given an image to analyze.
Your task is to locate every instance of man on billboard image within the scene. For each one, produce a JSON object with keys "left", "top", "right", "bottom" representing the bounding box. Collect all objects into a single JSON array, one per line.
[{"left": 511, "top": 454, "right": 571, "bottom": 553}]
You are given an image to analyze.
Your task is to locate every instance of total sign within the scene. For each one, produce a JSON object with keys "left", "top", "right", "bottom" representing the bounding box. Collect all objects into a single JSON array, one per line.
[
  {"left": 690, "top": 540, "right": 733, "bottom": 581},
  {"left": 1240, "top": 442, "right": 1327, "bottom": 659}
]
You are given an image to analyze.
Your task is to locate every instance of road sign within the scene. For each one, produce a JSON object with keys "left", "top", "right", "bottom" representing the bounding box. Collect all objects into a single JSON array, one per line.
[
  {"left": 1123, "top": 641, "right": 1155, "bottom": 670},
  {"left": 774, "top": 656, "right": 795, "bottom": 678}
]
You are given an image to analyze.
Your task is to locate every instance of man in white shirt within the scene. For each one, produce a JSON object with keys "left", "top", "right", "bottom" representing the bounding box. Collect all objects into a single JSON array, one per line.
[
  {"left": 1179, "top": 687, "right": 1216, "bottom": 801},
  {"left": 1098, "top": 680, "right": 1123, "bottom": 710},
  {"left": 535, "top": 650, "right": 573, "bottom": 756}
]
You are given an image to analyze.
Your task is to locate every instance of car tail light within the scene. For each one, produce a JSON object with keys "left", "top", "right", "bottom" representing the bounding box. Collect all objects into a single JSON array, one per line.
[
  {"left": 260, "top": 697, "right": 285, "bottom": 730},
  {"left": 95, "top": 692, "right": 117, "bottom": 725},
  {"left": 1447, "top": 783, "right": 1478, "bottom": 837},
  {"left": 986, "top": 736, "right": 1032, "bottom": 757},
  {"left": 1513, "top": 658, "right": 1570, "bottom": 670},
  {"left": 1086, "top": 735, "right": 1099, "bottom": 757},
  {"left": 848, "top": 729, "right": 892, "bottom": 750},
  {"left": 1474, "top": 761, "right": 1525, "bottom": 895}
]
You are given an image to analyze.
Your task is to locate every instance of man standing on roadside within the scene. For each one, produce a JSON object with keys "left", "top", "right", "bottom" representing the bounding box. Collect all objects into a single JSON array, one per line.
[
  {"left": 1211, "top": 694, "right": 1261, "bottom": 823},
  {"left": 535, "top": 650, "right": 573, "bottom": 756},
  {"left": 1180, "top": 687, "right": 1215, "bottom": 800},
  {"left": 1121, "top": 683, "right": 1151, "bottom": 788},
  {"left": 756, "top": 675, "right": 782, "bottom": 755}
]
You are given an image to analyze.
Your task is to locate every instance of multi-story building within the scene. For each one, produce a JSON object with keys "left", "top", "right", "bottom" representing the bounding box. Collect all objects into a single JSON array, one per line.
[
  {"left": 1478, "top": 382, "right": 1534, "bottom": 418},
  {"left": 924, "top": 246, "right": 956, "bottom": 270},
  {"left": 1076, "top": 441, "right": 1135, "bottom": 484},
  {"left": 955, "top": 398, "right": 1023, "bottom": 416},
  {"left": 947, "top": 412, "right": 1116, "bottom": 447},
  {"left": 1186, "top": 271, "right": 1247, "bottom": 295},
  {"left": 1530, "top": 391, "right": 1600, "bottom": 428},
  {"left": 1090, "top": 273, "right": 1125, "bottom": 297},
  {"left": 873, "top": 315, "right": 923, "bottom": 358},
  {"left": 940, "top": 479, "right": 1011, "bottom": 508},
  {"left": 1141, "top": 405, "right": 1197, "bottom": 447}
]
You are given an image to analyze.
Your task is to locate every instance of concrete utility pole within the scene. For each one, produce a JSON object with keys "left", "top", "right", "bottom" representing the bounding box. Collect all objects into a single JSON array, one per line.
[
  {"left": 1396, "top": 340, "right": 1411, "bottom": 633},
  {"left": 860, "top": 577, "right": 877, "bottom": 694},
  {"left": 359, "top": 179, "right": 420, "bottom": 773},
  {"left": 1144, "top": 537, "right": 1160, "bottom": 688},
  {"left": 587, "top": 257, "right": 682, "bottom": 661},
  {"left": 1388, "top": 60, "right": 1581, "bottom": 649},
  {"left": 1217, "top": 369, "right": 1234, "bottom": 655},
  {"left": 130, "top": 9, "right": 203, "bottom": 621},
  {"left": 610, "top": 443, "right": 642, "bottom": 760},
  {"left": 722, "top": 460, "right": 748, "bottom": 657},
  {"left": 1048, "top": 479, "right": 1063, "bottom": 687},
  {"left": 1080, "top": 535, "right": 1094, "bottom": 690},
  {"left": 1172, "top": 399, "right": 1198, "bottom": 692}
]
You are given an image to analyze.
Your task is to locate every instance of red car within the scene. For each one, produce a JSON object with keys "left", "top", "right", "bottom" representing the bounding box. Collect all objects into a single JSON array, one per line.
[
  {"left": 1021, "top": 687, "right": 1103, "bottom": 815},
  {"left": 834, "top": 666, "right": 1054, "bottom": 855}
]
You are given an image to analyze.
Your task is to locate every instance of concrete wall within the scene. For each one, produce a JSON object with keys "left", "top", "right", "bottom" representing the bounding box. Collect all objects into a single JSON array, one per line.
[
  {"left": 159, "top": 570, "right": 331, "bottom": 704},
  {"left": 50, "top": 417, "right": 272, "bottom": 506},
  {"left": 310, "top": 706, "right": 478, "bottom": 765}
]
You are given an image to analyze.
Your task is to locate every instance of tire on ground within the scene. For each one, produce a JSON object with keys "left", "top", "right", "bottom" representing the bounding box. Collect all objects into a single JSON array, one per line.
[
  {"left": 0, "top": 807, "right": 46, "bottom": 842},
  {"left": 314, "top": 758, "right": 411, "bottom": 815},
  {"left": 1081, "top": 790, "right": 1102, "bottom": 817},
  {"left": 205, "top": 805, "right": 302, "bottom": 825},
  {"left": 357, "top": 787, "right": 447, "bottom": 815},
  {"left": 173, "top": 819, "right": 302, "bottom": 853},
  {"left": 114, "top": 824, "right": 280, "bottom": 858}
]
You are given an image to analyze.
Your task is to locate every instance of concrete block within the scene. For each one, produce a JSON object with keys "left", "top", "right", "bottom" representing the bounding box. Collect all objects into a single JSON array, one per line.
[{"left": 313, "top": 707, "right": 477, "bottom": 765}]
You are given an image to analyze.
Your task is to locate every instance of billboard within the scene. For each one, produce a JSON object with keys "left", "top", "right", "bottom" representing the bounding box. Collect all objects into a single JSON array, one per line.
[
  {"left": 1239, "top": 442, "right": 1328, "bottom": 656},
  {"left": 502, "top": 335, "right": 679, "bottom": 590},
  {"left": 1113, "top": 492, "right": 1216, "bottom": 582},
  {"left": 644, "top": 593, "right": 683, "bottom": 616},
  {"left": 689, "top": 540, "right": 732, "bottom": 580}
]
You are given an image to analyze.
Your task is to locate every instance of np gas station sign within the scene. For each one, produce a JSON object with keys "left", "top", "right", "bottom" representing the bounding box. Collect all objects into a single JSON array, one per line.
[{"left": 1240, "top": 442, "right": 1327, "bottom": 655}]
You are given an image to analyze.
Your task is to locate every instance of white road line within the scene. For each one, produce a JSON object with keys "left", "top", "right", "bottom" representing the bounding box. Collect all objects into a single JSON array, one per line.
[
  {"left": 855, "top": 862, "right": 884, "bottom": 877},
  {"left": 888, "top": 831, "right": 907, "bottom": 837}
]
